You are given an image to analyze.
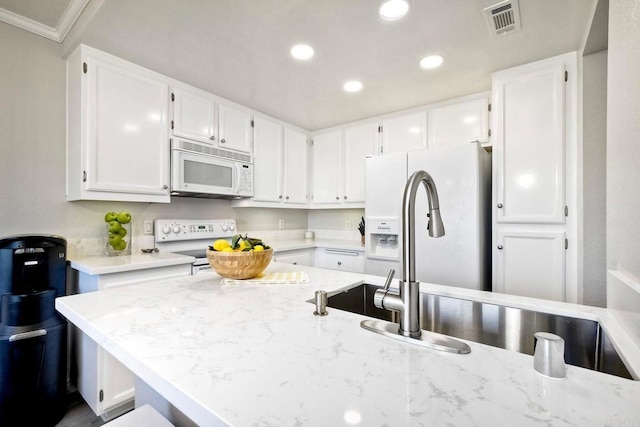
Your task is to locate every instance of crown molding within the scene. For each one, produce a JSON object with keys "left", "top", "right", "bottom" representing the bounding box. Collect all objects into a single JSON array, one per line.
[{"left": 0, "top": 0, "right": 90, "bottom": 43}]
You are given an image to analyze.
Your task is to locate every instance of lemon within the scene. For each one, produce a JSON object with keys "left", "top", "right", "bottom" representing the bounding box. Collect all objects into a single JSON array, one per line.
[
  {"left": 221, "top": 247, "right": 234, "bottom": 252},
  {"left": 213, "top": 239, "right": 231, "bottom": 251},
  {"left": 253, "top": 245, "right": 264, "bottom": 252}
]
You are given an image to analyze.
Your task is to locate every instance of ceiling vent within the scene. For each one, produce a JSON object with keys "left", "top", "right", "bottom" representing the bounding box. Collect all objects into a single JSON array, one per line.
[{"left": 484, "top": 0, "right": 522, "bottom": 37}]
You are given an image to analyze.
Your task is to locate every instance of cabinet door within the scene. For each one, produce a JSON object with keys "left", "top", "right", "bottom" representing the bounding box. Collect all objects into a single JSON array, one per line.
[
  {"left": 86, "top": 55, "right": 169, "bottom": 197},
  {"left": 218, "top": 103, "right": 252, "bottom": 153},
  {"left": 172, "top": 87, "right": 216, "bottom": 143},
  {"left": 253, "top": 117, "right": 283, "bottom": 202},
  {"left": 274, "top": 249, "right": 314, "bottom": 266},
  {"left": 381, "top": 112, "right": 427, "bottom": 155},
  {"left": 343, "top": 123, "right": 378, "bottom": 203},
  {"left": 494, "top": 230, "right": 566, "bottom": 301},
  {"left": 493, "top": 62, "right": 566, "bottom": 224},
  {"left": 312, "top": 131, "right": 342, "bottom": 204},
  {"left": 282, "top": 127, "right": 308, "bottom": 204},
  {"left": 99, "top": 350, "right": 134, "bottom": 414},
  {"left": 315, "top": 249, "right": 364, "bottom": 273},
  {"left": 428, "top": 97, "right": 489, "bottom": 148}
]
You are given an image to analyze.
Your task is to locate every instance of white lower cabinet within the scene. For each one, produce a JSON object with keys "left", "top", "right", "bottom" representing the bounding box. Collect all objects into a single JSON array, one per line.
[
  {"left": 314, "top": 248, "right": 365, "bottom": 273},
  {"left": 273, "top": 248, "right": 315, "bottom": 266},
  {"left": 494, "top": 229, "right": 566, "bottom": 301},
  {"left": 70, "top": 263, "right": 192, "bottom": 418}
]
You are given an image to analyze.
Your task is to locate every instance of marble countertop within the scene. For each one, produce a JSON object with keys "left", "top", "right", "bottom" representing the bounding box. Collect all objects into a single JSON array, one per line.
[
  {"left": 68, "top": 238, "right": 362, "bottom": 276},
  {"left": 68, "top": 251, "right": 195, "bottom": 275},
  {"left": 56, "top": 264, "right": 640, "bottom": 426},
  {"left": 271, "top": 238, "right": 365, "bottom": 252}
]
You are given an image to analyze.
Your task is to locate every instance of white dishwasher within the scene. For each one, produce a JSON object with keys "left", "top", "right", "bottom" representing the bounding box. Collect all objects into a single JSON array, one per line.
[{"left": 315, "top": 248, "right": 365, "bottom": 273}]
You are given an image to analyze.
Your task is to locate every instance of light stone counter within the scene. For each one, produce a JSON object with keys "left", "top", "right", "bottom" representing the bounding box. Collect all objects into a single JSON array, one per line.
[
  {"left": 56, "top": 263, "right": 640, "bottom": 426},
  {"left": 68, "top": 252, "right": 195, "bottom": 275},
  {"left": 271, "top": 238, "right": 365, "bottom": 252}
]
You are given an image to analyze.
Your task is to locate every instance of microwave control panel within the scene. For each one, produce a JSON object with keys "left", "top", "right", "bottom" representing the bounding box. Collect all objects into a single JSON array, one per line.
[{"left": 237, "top": 163, "right": 253, "bottom": 196}]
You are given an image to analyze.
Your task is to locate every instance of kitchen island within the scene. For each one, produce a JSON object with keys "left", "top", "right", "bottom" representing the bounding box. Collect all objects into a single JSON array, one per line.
[{"left": 56, "top": 263, "right": 640, "bottom": 426}]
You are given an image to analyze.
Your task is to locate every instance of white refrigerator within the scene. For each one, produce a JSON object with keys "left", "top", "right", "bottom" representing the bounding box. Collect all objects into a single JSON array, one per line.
[{"left": 364, "top": 143, "right": 491, "bottom": 291}]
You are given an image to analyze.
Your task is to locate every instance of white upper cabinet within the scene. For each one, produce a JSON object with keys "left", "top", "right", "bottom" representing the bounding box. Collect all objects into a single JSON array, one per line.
[
  {"left": 282, "top": 127, "right": 308, "bottom": 204},
  {"left": 252, "top": 117, "right": 283, "bottom": 202},
  {"left": 342, "top": 122, "right": 378, "bottom": 203},
  {"left": 171, "top": 86, "right": 252, "bottom": 155},
  {"left": 67, "top": 45, "right": 170, "bottom": 203},
  {"left": 172, "top": 87, "right": 216, "bottom": 143},
  {"left": 380, "top": 112, "right": 427, "bottom": 155},
  {"left": 217, "top": 103, "right": 253, "bottom": 153},
  {"left": 311, "top": 123, "right": 377, "bottom": 207},
  {"left": 428, "top": 97, "right": 490, "bottom": 148},
  {"left": 232, "top": 121, "right": 308, "bottom": 207},
  {"left": 493, "top": 60, "right": 567, "bottom": 224},
  {"left": 311, "top": 130, "right": 342, "bottom": 204}
]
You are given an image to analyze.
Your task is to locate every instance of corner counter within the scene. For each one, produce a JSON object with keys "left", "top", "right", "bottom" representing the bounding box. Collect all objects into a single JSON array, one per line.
[{"left": 56, "top": 264, "right": 640, "bottom": 426}]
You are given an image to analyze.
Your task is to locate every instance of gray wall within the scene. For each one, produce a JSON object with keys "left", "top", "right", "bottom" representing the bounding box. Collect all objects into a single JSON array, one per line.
[
  {"left": 0, "top": 22, "right": 307, "bottom": 257},
  {"left": 607, "top": 0, "right": 640, "bottom": 284},
  {"left": 582, "top": 50, "right": 608, "bottom": 307}
]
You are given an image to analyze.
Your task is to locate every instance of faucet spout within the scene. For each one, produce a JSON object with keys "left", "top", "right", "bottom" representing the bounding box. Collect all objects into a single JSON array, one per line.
[{"left": 374, "top": 170, "right": 445, "bottom": 338}]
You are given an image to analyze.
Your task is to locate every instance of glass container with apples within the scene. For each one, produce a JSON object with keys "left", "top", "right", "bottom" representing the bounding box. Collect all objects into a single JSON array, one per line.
[{"left": 104, "top": 211, "right": 132, "bottom": 256}]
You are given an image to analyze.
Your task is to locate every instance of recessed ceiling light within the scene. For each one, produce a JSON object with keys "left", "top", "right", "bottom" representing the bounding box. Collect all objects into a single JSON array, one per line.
[
  {"left": 419, "top": 55, "right": 444, "bottom": 69},
  {"left": 379, "top": 0, "right": 410, "bottom": 20},
  {"left": 290, "top": 44, "right": 314, "bottom": 60},
  {"left": 343, "top": 80, "right": 363, "bottom": 93}
]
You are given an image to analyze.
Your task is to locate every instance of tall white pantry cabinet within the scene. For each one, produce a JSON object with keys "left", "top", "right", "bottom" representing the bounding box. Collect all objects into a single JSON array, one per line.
[{"left": 491, "top": 52, "right": 578, "bottom": 303}]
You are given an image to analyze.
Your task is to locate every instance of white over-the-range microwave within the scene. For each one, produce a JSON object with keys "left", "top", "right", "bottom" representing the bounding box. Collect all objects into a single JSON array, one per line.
[{"left": 170, "top": 138, "right": 253, "bottom": 199}]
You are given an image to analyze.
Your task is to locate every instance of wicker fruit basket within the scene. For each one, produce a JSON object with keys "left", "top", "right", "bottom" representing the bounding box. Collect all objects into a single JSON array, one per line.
[{"left": 206, "top": 248, "right": 273, "bottom": 279}]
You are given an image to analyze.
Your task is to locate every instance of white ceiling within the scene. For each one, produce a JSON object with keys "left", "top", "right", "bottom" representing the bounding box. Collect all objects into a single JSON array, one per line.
[{"left": 4, "top": 0, "right": 596, "bottom": 130}]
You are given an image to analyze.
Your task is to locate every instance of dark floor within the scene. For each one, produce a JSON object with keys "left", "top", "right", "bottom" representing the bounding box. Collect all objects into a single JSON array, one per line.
[{"left": 55, "top": 392, "right": 105, "bottom": 427}]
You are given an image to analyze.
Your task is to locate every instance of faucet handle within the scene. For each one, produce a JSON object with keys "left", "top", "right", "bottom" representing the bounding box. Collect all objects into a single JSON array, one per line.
[{"left": 383, "top": 269, "right": 395, "bottom": 290}]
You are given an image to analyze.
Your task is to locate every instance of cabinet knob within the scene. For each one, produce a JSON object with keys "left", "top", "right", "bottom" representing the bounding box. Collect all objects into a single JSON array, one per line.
[
  {"left": 279, "top": 195, "right": 283, "bottom": 199},
  {"left": 293, "top": 262, "right": 297, "bottom": 265},
  {"left": 286, "top": 196, "right": 290, "bottom": 200},
  {"left": 336, "top": 196, "right": 339, "bottom": 200},
  {"left": 210, "top": 135, "right": 215, "bottom": 141},
  {"left": 344, "top": 196, "right": 347, "bottom": 200},
  {"left": 337, "top": 261, "right": 342, "bottom": 266},
  {"left": 497, "top": 245, "right": 503, "bottom": 250},
  {"left": 220, "top": 139, "right": 226, "bottom": 143},
  {"left": 162, "top": 185, "right": 168, "bottom": 190},
  {"left": 497, "top": 203, "right": 503, "bottom": 208}
]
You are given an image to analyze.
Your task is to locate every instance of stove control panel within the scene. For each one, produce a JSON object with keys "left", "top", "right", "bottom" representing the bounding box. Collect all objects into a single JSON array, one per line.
[{"left": 154, "top": 219, "right": 237, "bottom": 242}]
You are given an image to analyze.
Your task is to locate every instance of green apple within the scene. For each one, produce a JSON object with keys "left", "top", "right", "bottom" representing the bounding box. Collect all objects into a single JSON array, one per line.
[
  {"left": 108, "top": 221, "right": 123, "bottom": 233},
  {"left": 116, "top": 212, "right": 131, "bottom": 224},
  {"left": 116, "top": 227, "right": 127, "bottom": 237},
  {"left": 108, "top": 233, "right": 123, "bottom": 246},
  {"left": 104, "top": 212, "right": 118, "bottom": 222},
  {"left": 112, "top": 240, "right": 127, "bottom": 251}
]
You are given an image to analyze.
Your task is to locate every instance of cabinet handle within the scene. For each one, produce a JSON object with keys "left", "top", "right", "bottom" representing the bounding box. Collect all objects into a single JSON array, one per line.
[
  {"left": 162, "top": 185, "right": 168, "bottom": 190},
  {"left": 337, "top": 261, "right": 342, "bottom": 266},
  {"left": 210, "top": 135, "right": 215, "bottom": 141},
  {"left": 497, "top": 203, "right": 503, "bottom": 208},
  {"left": 221, "top": 139, "right": 226, "bottom": 143},
  {"left": 497, "top": 245, "right": 503, "bottom": 250}
]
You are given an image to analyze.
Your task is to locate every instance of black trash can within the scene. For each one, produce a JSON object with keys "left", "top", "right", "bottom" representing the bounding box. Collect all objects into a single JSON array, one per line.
[{"left": 0, "top": 235, "right": 67, "bottom": 426}]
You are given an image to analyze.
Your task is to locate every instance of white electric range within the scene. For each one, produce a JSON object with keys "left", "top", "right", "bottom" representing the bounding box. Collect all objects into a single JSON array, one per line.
[{"left": 154, "top": 219, "right": 237, "bottom": 274}]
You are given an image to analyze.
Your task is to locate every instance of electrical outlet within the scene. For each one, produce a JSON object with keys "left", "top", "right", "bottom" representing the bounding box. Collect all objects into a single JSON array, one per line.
[
  {"left": 278, "top": 219, "right": 285, "bottom": 229},
  {"left": 143, "top": 220, "right": 154, "bottom": 235},
  {"left": 345, "top": 220, "right": 351, "bottom": 230}
]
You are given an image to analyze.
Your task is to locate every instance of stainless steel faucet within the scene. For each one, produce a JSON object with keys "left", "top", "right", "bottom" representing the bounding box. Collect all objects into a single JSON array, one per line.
[{"left": 373, "top": 170, "right": 445, "bottom": 338}]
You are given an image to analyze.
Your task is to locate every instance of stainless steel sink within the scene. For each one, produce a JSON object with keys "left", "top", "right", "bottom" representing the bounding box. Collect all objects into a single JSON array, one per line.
[{"left": 326, "top": 283, "right": 633, "bottom": 380}]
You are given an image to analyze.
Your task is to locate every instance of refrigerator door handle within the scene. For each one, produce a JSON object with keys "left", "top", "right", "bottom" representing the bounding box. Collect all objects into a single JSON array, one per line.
[{"left": 9, "top": 329, "right": 47, "bottom": 342}]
